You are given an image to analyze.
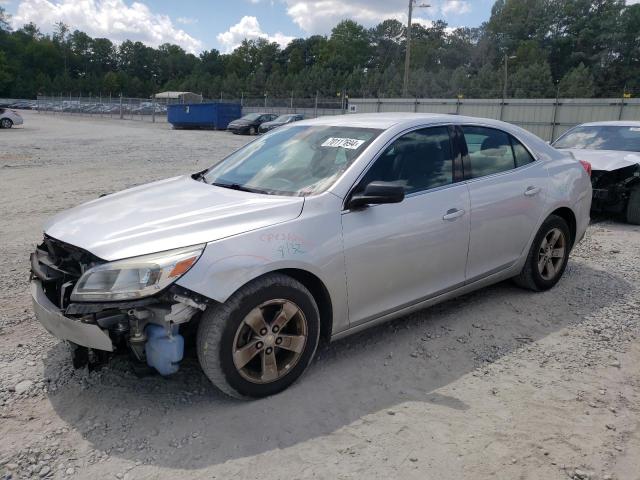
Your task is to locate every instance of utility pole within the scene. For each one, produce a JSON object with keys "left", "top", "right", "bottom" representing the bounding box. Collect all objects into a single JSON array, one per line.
[
  {"left": 502, "top": 54, "right": 516, "bottom": 100},
  {"left": 402, "top": 0, "right": 430, "bottom": 97}
]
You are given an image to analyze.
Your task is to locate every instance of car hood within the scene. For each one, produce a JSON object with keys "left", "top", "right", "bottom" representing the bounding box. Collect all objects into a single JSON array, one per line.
[
  {"left": 44, "top": 175, "right": 304, "bottom": 261},
  {"left": 228, "top": 120, "right": 252, "bottom": 126},
  {"left": 560, "top": 148, "right": 640, "bottom": 171}
]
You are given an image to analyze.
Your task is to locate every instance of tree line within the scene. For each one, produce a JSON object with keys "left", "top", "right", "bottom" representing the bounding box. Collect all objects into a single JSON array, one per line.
[{"left": 1, "top": 0, "right": 639, "bottom": 100}]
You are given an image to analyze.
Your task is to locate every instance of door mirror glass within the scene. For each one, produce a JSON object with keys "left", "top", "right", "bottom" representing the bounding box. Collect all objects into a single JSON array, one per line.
[{"left": 348, "top": 181, "right": 405, "bottom": 209}]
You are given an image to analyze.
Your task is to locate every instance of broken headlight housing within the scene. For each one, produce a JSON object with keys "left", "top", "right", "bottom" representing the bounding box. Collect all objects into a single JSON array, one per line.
[{"left": 70, "top": 245, "right": 205, "bottom": 302}]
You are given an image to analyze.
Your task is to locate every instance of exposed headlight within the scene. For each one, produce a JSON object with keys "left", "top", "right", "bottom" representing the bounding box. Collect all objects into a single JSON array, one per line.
[{"left": 70, "top": 245, "right": 205, "bottom": 302}]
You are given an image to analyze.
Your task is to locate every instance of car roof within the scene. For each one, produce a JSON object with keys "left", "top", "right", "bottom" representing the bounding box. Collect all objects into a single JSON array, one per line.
[
  {"left": 575, "top": 120, "right": 640, "bottom": 127},
  {"left": 298, "top": 112, "right": 516, "bottom": 130}
]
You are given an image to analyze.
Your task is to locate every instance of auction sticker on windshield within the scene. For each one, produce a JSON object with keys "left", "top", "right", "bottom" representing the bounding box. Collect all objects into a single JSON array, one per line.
[{"left": 321, "top": 137, "right": 366, "bottom": 149}]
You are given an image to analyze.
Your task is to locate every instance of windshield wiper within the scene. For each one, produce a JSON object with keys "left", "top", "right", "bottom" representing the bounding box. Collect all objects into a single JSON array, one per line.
[{"left": 211, "top": 182, "right": 270, "bottom": 194}]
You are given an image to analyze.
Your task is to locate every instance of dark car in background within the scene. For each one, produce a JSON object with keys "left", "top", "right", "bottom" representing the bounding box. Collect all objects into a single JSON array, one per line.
[
  {"left": 227, "top": 113, "right": 278, "bottom": 135},
  {"left": 258, "top": 114, "right": 304, "bottom": 134}
]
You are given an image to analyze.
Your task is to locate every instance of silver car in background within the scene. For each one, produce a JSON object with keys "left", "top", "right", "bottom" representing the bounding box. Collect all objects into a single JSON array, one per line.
[
  {"left": 30, "top": 113, "right": 592, "bottom": 398},
  {"left": 0, "top": 107, "right": 23, "bottom": 128}
]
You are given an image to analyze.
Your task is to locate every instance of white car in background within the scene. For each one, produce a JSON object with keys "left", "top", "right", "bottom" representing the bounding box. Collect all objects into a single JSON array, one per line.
[
  {"left": 553, "top": 121, "right": 640, "bottom": 224},
  {"left": 0, "top": 107, "right": 23, "bottom": 129}
]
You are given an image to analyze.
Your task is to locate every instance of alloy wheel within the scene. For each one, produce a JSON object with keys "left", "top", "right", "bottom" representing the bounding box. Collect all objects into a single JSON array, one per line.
[
  {"left": 232, "top": 299, "right": 308, "bottom": 384},
  {"left": 1, "top": 119, "right": 12, "bottom": 128},
  {"left": 537, "top": 227, "right": 566, "bottom": 281}
]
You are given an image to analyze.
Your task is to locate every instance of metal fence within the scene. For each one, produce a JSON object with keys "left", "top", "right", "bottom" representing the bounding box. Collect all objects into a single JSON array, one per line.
[
  {"left": 33, "top": 95, "right": 349, "bottom": 122},
  {"left": 240, "top": 95, "right": 347, "bottom": 118},
  {"left": 348, "top": 97, "right": 640, "bottom": 141},
  {"left": 35, "top": 95, "right": 172, "bottom": 122},
  {"left": 21, "top": 96, "right": 640, "bottom": 139}
]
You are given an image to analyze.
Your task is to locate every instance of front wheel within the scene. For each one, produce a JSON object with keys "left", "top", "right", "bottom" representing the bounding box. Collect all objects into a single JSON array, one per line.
[
  {"left": 0, "top": 118, "right": 13, "bottom": 129},
  {"left": 197, "top": 274, "right": 320, "bottom": 398},
  {"left": 248, "top": 126, "right": 256, "bottom": 135},
  {"left": 625, "top": 187, "right": 640, "bottom": 225},
  {"left": 513, "top": 215, "right": 571, "bottom": 291}
]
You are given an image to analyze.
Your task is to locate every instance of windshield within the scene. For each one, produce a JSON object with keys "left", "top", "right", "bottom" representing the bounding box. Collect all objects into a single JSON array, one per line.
[
  {"left": 274, "top": 115, "right": 294, "bottom": 122},
  {"left": 241, "top": 113, "right": 261, "bottom": 121},
  {"left": 553, "top": 125, "right": 640, "bottom": 152},
  {"left": 203, "top": 125, "right": 381, "bottom": 196}
]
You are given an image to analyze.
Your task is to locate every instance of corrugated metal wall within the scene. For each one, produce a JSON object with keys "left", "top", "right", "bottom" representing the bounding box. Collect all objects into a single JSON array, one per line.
[{"left": 349, "top": 98, "right": 640, "bottom": 141}]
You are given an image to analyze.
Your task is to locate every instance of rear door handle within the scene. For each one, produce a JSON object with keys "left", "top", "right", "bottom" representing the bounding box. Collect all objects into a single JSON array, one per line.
[
  {"left": 443, "top": 208, "right": 465, "bottom": 221},
  {"left": 524, "top": 186, "right": 541, "bottom": 197}
]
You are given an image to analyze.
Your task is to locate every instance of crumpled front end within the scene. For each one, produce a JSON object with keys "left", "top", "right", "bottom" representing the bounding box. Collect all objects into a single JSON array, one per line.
[
  {"left": 590, "top": 163, "right": 640, "bottom": 213},
  {"left": 30, "top": 236, "right": 210, "bottom": 374}
]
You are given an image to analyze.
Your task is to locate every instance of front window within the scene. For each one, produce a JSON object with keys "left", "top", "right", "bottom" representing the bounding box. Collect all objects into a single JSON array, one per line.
[
  {"left": 274, "top": 115, "right": 294, "bottom": 122},
  {"left": 553, "top": 125, "right": 640, "bottom": 152},
  {"left": 203, "top": 125, "right": 381, "bottom": 196},
  {"left": 357, "top": 126, "right": 454, "bottom": 194}
]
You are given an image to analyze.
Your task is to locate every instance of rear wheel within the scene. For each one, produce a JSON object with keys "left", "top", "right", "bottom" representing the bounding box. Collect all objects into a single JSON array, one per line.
[
  {"left": 197, "top": 274, "right": 320, "bottom": 399},
  {"left": 0, "top": 118, "right": 13, "bottom": 129},
  {"left": 248, "top": 126, "right": 256, "bottom": 135},
  {"left": 625, "top": 187, "right": 640, "bottom": 225},
  {"left": 513, "top": 215, "right": 571, "bottom": 291}
]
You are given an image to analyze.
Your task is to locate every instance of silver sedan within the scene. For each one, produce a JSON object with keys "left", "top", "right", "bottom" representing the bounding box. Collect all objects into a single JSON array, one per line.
[
  {"left": 0, "top": 107, "right": 23, "bottom": 128},
  {"left": 31, "top": 113, "right": 592, "bottom": 398}
]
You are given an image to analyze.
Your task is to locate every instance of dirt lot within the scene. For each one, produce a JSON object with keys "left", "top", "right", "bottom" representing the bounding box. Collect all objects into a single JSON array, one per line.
[{"left": 1, "top": 111, "right": 639, "bottom": 480}]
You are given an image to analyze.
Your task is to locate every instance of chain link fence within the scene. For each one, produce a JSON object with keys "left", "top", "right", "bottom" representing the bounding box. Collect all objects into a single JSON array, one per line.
[
  {"left": 32, "top": 94, "right": 349, "bottom": 122},
  {"left": 35, "top": 95, "right": 173, "bottom": 122},
  {"left": 8, "top": 94, "right": 640, "bottom": 141}
]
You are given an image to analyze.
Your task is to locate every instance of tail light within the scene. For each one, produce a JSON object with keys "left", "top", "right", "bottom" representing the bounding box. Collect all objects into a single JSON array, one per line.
[{"left": 579, "top": 160, "right": 592, "bottom": 176}]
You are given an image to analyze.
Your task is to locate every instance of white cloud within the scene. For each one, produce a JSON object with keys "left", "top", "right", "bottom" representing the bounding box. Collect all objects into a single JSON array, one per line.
[
  {"left": 441, "top": 0, "right": 471, "bottom": 16},
  {"left": 10, "top": 0, "right": 202, "bottom": 53},
  {"left": 176, "top": 16, "right": 198, "bottom": 25},
  {"left": 283, "top": 0, "right": 472, "bottom": 34},
  {"left": 217, "top": 15, "right": 294, "bottom": 52}
]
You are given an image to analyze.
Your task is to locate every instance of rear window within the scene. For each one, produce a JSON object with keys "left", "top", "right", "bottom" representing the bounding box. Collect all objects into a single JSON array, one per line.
[
  {"left": 553, "top": 125, "right": 640, "bottom": 152},
  {"left": 462, "top": 126, "right": 515, "bottom": 178}
]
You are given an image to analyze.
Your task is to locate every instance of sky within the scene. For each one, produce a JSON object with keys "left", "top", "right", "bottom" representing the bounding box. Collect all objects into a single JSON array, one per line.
[{"left": 1, "top": 0, "right": 497, "bottom": 54}]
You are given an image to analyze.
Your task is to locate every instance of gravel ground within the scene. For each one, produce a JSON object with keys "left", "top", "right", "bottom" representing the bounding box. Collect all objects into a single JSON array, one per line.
[{"left": 1, "top": 111, "right": 639, "bottom": 480}]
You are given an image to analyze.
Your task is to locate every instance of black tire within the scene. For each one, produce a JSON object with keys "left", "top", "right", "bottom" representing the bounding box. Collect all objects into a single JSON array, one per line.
[
  {"left": 513, "top": 214, "right": 571, "bottom": 291},
  {"left": 197, "top": 273, "right": 320, "bottom": 399},
  {"left": 1, "top": 118, "right": 13, "bottom": 129},
  {"left": 625, "top": 187, "right": 640, "bottom": 225}
]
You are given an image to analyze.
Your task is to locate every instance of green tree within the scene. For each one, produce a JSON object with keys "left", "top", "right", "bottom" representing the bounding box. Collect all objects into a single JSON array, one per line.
[
  {"left": 323, "top": 20, "right": 371, "bottom": 72},
  {"left": 510, "top": 61, "right": 555, "bottom": 97},
  {"left": 0, "top": 6, "right": 11, "bottom": 32},
  {"left": 558, "top": 63, "right": 595, "bottom": 97}
]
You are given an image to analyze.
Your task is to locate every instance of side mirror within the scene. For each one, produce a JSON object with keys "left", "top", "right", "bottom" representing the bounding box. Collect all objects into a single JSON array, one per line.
[{"left": 347, "top": 181, "right": 405, "bottom": 209}]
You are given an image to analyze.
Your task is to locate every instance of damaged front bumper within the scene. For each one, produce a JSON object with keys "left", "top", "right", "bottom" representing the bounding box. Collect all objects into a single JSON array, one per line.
[
  {"left": 31, "top": 279, "right": 114, "bottom": 351},
  {"left": 30, "top": 237, "right": 210, "bottom": 374}
]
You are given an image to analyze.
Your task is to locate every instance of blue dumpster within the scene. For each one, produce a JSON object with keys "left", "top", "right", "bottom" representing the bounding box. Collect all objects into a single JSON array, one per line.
[{"left": 167, "top": 102, "right": 241, "bottom": 129}]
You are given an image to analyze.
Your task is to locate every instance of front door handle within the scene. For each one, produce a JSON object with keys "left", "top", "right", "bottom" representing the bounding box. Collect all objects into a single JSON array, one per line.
[
  {"left": 524, "top": 186, "right": 541, "bottom": 197},
  {"left": 443, "top": 208, "right": 465, "bottom": 221}
]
